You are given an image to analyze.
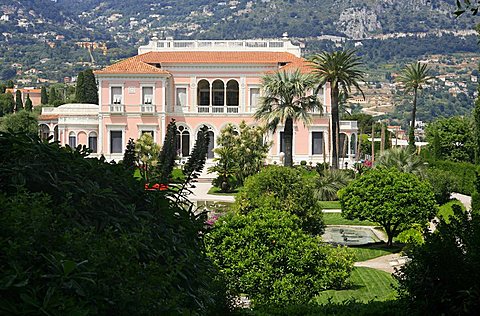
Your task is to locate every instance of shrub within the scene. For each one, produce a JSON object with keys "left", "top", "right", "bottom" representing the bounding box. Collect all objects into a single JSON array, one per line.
[
  {"left": 300, "top": 160, "right": 307, "bottom": 166},
  {"left": 425, "top": 168, "right": 454, "bottom": 205},
  {"left": 234, "top": 166, "right": 325, "bottom": 235},
  {"left": 0, "top": 132, "right": 228, "bottom": 315},
  {"left": 426, "top": 159, "right": 478, "bottom": 195},
  {"left": 396, "top": 205, "right": 480, "bottom": 315},
  {"left": 205, "top": 208, "right": 354, "bottom": 307}
]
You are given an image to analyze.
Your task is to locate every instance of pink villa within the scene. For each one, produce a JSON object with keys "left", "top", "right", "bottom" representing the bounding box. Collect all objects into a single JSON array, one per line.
[{"left": 38, "top": 37, "right": 358, "bottom": 165}]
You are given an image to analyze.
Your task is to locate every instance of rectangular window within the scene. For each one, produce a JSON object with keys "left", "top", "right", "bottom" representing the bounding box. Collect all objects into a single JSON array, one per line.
[
  {"left": 142, "top": 87, "right": 153, "bottom": 104},
  {"left": 176, "top": 87, "right": 187, "bottom": 107},
  {"left": 250, "top": 88, "right": 260, "bottom": 111},
  {"left": 69, "top": 136, "right": 76, "bottom": 148},
  {"left": 88, "top": 136, "right": 97, "bottom": 153},
  {"left": 280, "top": 131, "right": 285, "bottom": 154},
  {"left": 312, "top": 132, "right": 323, "bottom": 155},
  {"left": 110, "top": 131, "right": 123, "bottom": 154},
  {"left": 111, "top": 87, "right": 122, "bottom": 104}
]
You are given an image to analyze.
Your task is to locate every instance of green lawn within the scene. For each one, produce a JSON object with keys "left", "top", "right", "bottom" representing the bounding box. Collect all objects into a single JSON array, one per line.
[
  {"left": 323, "top": 213, "right": 377, "bottom": 226},
  {"left": 319, "top": 201, "right": 341, "bottom": 209},
  {"left": 315, "top": 267, "right": 397, "bottom": 304},
  {"left": 207, "top": 186, "right": 241, "bottom": 196},
  {"left": 349, "top": 244, "right": 402, "bottom": 262},
  {"left": 437, "top": 199, "right": 466, "bottom": 223}
]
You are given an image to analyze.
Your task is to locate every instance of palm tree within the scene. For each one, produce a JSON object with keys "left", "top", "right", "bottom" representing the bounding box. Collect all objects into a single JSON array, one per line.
[
  {"left": 397, "top": 62, "right": 433, "bottom": 152},
  {"left": 310, "top": 50, "right": 364, "bottom": 169},
  {"left": 314, "top": 169, "right": 352, "bottom": 201},
  {"left": 255, "top": 69, "right": 320, "bottom": 166},
  {"left": 376, "top": 147, "right": 426, "bottom": 178}
]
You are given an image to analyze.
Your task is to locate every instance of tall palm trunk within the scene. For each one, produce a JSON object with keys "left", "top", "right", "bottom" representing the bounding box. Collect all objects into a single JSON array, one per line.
[
  {"left": 331, "top": 86, "right": 340, "bottom": 169},
  {"left": 284, "top": 117, "right": 293, "bottom": 166},
  {"left": 409, "top": 87, "right": 418, "bottom": 152}
]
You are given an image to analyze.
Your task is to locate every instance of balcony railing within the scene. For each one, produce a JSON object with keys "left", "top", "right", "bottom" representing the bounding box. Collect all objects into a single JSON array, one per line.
[
  {"left": 109, "top": 104, "right": 124, "bottom": 113},
  {"left": 196, "top": 105, "right": 240, "bottom": 114},
  {"left": 141, "top": 104, "right": 155, "bottom": 113}
]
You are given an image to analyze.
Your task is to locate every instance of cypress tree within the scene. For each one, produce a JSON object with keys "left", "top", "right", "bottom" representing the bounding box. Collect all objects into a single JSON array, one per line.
[
  {"left": 41, "top": 86, "right": 48, "bottom": 105},
  {"left": 157, "top": 119, "right": 177, "bottom": 184},
  {"left": 15, "top": 90, "right": 23, "bottom": 112},
  {"left": 6, "top": 80, "right": 14, "bottom": 89},
  {"left": 474, "top": 95, "right": 480, "bottom": 164},
  {"left": 48, "top": 87, "right": 58, "bottom": 105},
  {"left": 75, "top": 71, "right": 85, "bottom": 103},
  {"left": 24, "top": 94, "right": 33, "bottom": 111},
  {"left": 123, "top": 138, "right": 137, "bottom": 172},
  {"left": 5, "top": 92, "right": 14, "bottom": 114},
  {"left": 83, "top": 69, "right": 98, "bottom": 104}
]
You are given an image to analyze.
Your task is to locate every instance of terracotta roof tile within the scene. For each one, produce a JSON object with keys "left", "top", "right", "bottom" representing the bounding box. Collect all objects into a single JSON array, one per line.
[
  {"left": 95, "top": 56, "right": 170, "bottom": 75},
  {"left": 135, "top": 51, "right": 301, "bottom": 64},
  {"left": 279, "top": 59, "right": 315, "bottom": 73},
  {"left": 38, "top": 114, "right": 59, "bottom": 120}
]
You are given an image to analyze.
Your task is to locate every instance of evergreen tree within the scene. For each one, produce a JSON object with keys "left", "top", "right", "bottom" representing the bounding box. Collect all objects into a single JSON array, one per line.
[
  {"left": 83, "top": 69, "right": 98, "bottom": 104},
  {"left": 75, "top": 71, "right": 86, "bottom": 103},
  {"left": 0, "top": 83, "right": 6, "bottom": 94},
  {"left": 40, "top": 86, "right": 48, "bottom": 105},
  {"left": 24, "top": 94, "right": 33, "bottom": 111},
  {"left": 157, "top": 119, "right": 177, "bottom": 184},
  {"left": 0, "top": 92, "right": 15, "bottom": 116},
  {"left": 474, "top": 95, "right": 480, "bottom": 164},
  {"left": 15, "top": 90, "right": 23, "bottom": 112},
  {"left": 48, "top": 87, "right": 58, "bottom": 105},
  {"left": 6, "top": 80, "right": 14, "bottom": 89},
  {"left": 122, "top": 138, "right": 137, "bottom": 172}
]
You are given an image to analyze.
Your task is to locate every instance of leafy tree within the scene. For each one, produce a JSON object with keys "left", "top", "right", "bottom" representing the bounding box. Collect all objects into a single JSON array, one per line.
[
  {"left": 376, "top": 147, "right": 426, "bottom": 177},
  {"left": 135, "top": 133, "right": 160, "bottom": 181},
  {"left": 0, "top": 83, "right": 6, "bottom": 94},
  {"left": 41, "top": 86, "right": 48, "bottom": 105},
  {"left": 339, "top": 168, "right": 437, "bottom": 246},
  {"left": 396, "top": 62, "right": 433, "bottom": 152},
  {"left": 205, "top": 207, "right": 354, "bottom": 307},
  {"left": 0, "top": 111, "right": 38, "bottom": 135},
  {"left": 396, "top": 205, "right": 480, "bottom": 315},
  {"left": 0, "top": 92, "right": 15, "bottom": 116},
  {"left": 255, "top": 69, "right": 320, "bottom": 167},
  {"left": 15, "top": 90, "right": 23, "bottom": 112},
  {"left": 425, "top": 116, "right": 475, "bottom": 163},
  {"left": 6, "top": 80, "right": 14, "bottom": 89},
  {"left": 24, "top": 94, "right": 32, "bottom": 112},
  {"left": 83, "top": 69, "right": 99, "bottom": 104},
  {"left": 314, "top": 169, "right": 352, "bottom": 201},
  {"left": 234, "top": 166, "right": 325, "bottom": 235},
  {"left": 474, "top": 92, "right": 480, "bottom": 164},
  {"left": 209, "top": 122, "right": 271, "bottom": 191},
  {"left": 75, "top": 71, "right": 85, "bottom": 103},
  {"left": 122, "top": 138, "right": 137, "bottom": 171},
  {"left": 157, "top": 119, "right": 177, "bottom": 184},
  {"left": 0, "top": 132, "right": 228, "bottom": 315},
  {"left": 310, "top": 49, "right": 364, "bottom": 169}
]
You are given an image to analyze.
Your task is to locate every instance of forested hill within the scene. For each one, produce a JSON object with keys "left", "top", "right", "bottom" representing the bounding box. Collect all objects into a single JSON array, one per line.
[{"left": 2, "top": 0, "right": 477, "bottom": 41}]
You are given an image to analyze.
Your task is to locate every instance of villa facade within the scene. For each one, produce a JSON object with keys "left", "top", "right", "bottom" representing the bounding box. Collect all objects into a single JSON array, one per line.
[{"left": 39, "top": 38, "right": 358, "bottom": 165}]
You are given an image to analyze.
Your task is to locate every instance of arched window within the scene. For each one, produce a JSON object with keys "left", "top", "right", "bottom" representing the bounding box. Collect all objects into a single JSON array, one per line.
[
  {"left": 175, "top": 125, "right": 190, "bottom": 157},
  {"left": 68, "top": 131, "right": 77, "bottom": 148},
  {"left": 226, "top": 80, "right": 239, "bottom": 106},
  {"left": 53, "top": 126, "right": 59, "bottom": 142},
  {"left": 339, "top": 133, "right": 348, "bottom": 158},
  {"left": 39, "top": 124, "right": 50, "bottom": 141},
  {"left": 350, "top": 134, "right": 357, "bottom": 155},
  {"left": 197, "top": 80, "right": 210, "bottom": 106},
  {"left": 212, "top": 80, "right": 224, "bottom": 106},
  {"left": 89, "top": 132, "right": 98, "bottom": 153}
]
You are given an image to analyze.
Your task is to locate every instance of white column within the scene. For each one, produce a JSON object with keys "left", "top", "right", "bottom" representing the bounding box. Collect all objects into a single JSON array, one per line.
[
  {"left": 161, "top": 79, "right": 166, "bottom": 113},
  {"left": 190, "top": 76, "right": 196, "bottom": 112},
  {"left": 240, "top": 77, "right": 246, "bottom": 113},
  {"left": 98, "top": 114, "right": 103, "bottom": 154}
]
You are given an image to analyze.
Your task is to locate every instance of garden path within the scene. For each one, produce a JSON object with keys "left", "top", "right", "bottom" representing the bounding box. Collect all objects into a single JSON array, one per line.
[
  {"left": 451, "top": 192, "right": 471, "bottom": 210},
  {"left": 354, "top": 253, "right": 405, "bottom": 274},
  {"left": 188, "top": 182, "right": 235, "bottom": 202}
]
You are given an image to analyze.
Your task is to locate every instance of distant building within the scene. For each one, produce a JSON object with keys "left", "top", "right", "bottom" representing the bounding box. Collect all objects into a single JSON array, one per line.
[{"left": 6, "top": 88, "right": 42, "bottom": 107}]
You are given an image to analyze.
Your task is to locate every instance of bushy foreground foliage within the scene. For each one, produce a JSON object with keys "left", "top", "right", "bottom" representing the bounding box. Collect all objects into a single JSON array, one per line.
[
  {"left": 234, "top": 166, "right": 325, "bottom": 235},
  {"left": 0, "top": 132, "right": 228, "bottom": 315},
  {"left": 396, "top": 206, "right": 480, "bottom": 315},
  {"left": 205, "top": 208, "right": 354, "bottom": 307},
  {"left": 340, "top": 168, "right": 437, "bottom": 246}
]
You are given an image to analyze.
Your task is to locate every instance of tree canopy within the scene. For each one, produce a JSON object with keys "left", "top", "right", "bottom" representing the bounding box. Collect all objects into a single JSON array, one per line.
[{"left": 339, "top": 168, "right": 437, "bottom": 246}]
